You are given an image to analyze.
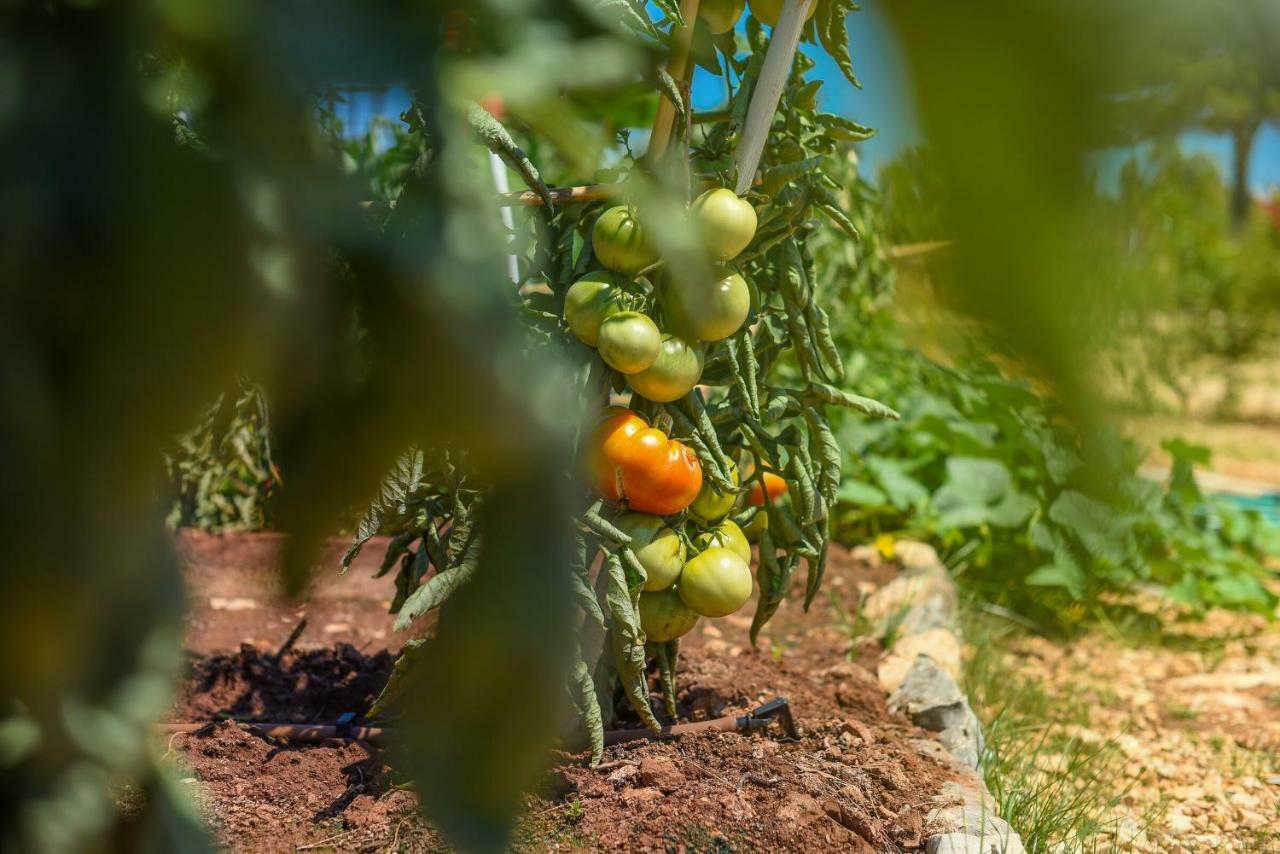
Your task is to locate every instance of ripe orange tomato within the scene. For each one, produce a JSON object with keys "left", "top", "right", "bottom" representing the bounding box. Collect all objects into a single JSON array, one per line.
[
  {"left": 591, "top": 408, "right": 703, "bottom": 516},
  {"left": 747, "top": 471, "right": 787, "bottom": 506}
]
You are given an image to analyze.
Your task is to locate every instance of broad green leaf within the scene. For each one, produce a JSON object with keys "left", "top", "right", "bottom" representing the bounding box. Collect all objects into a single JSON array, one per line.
[
  {"left": 837, "top": 479, "right": 888, "bottom": 507},
  {"left": 1048, "top": 490, "right": 1139, "bottom": 567},
  {"left": 1026, "top": 552, "right": 1086, "bottom": 600},
  {"left": 933, "top": 457, "right": 1035, "bottom": 529},
  {"left": 343, "top": 447, "right": 425, "bottom": 568},
  {"left": 1209, "top": 573, "right": 1272, "bottom": 608},
  {"left": 393, "top": 542, "right": 480, "bottom": 631},
  {"left": 866, "top": 456, "right": 928, "bottom": 509}
]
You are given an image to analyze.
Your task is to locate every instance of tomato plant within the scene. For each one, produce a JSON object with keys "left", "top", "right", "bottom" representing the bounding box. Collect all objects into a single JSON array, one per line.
[{"left": 345, "top": 0, "right": 896, "bottom": 766}]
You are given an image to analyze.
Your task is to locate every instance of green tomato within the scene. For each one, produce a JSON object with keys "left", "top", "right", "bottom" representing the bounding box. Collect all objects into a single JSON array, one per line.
[
  {"left": 695, "top": 519, "right": 752, "bottom": 564},
  {"left": 689, "top": 460, "right": 739, "bottom": 522},
  {"left": 741, "top": 507, "right": 768, "bottom": 543},
  {"left": 628, "top": 334, "right": 705, "bottom": 403},
  {"left": 564, "top": 272, "right": 626, "bottom": 346},
  {"left": 667, "top": 271, "right": 750, "bottom": 342},
  {"left": 639, "top": 587, "right": 700, "bottom": 642},
  {"left": 678, "top": 547, "right": 753, "bottom": 618},
  {"left": 691, "top": 188, "right": 757, "bottom": 262},
  {"left": 597, "top": 311, "right": 661, "bottom": 374},
  {"left": 700, "top": 0, "right": 745, "bottom": 33},
  {"left": 748, "top": 0, "right": 816, "bottom": 27},
  {"left": 592, "top": 206, "right": 656, "bottom": 276},
  {"left": 615, "top": 512, "right": 686, "bottom": 592}
]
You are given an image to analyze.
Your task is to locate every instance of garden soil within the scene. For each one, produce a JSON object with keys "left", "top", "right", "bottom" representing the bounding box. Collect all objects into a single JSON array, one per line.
[{"left": 165, "top": 531, "right": 961, "bottom": 852}]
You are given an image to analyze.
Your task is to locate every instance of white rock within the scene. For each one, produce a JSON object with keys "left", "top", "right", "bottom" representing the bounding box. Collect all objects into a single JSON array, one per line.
[
  {"left": 926, "top": 831, "right": 1024, "bottom": 854},
  {"left": 879, "top": 629, "right": 963, "bottom": 694},
  {"left": 209, "top": 597, "right": 258, "bottom": 611}
]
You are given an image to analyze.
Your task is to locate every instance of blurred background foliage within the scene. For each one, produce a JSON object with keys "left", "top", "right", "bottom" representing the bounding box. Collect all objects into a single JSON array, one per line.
[{"left": 2, "top": 0, "right": 1278, "bottom": 851}]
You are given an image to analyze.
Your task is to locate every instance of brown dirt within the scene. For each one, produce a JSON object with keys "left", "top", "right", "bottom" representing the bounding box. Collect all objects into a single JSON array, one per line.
[
  {"left": 178, "top": 530, "right": 405, "bottom": 655},
  {"left": 166, "top": 531, "right": 962, "bottom": 852},
  {"left": 179, "top": 645, "right": 395, "bottom": 723}
]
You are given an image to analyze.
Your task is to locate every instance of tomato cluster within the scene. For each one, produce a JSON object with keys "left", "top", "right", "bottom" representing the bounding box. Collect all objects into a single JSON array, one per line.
[
  {"left": 569, "top": 185, "right": 773, "bottom": 639},
  {"left": 564, "top": 188, "right": 757, "bottom": 405}
]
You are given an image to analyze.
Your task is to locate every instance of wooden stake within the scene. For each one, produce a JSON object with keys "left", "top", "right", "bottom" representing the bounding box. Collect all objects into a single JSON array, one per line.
[
  {"left": 359, "top": 182, "right": 626, "bottom": 211},
  {"left": 495, "top": 182, "right": 625, "bottom": 208},
  {"left": 731, "top": 0, "right": 817, "bottom": 194},
  {"left": 646, "top": 0, "right": 702, "bottom": 165}
]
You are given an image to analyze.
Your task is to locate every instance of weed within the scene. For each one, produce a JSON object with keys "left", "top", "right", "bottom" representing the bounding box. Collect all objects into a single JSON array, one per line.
[
  {"left": 881, "top": 599, "right": 912, "bottom": 651},
  {"left": 826, "top": 588, "right": 913, "bottom": 653},
  {"left": 827, "top": 589, "right": 874, "bottom": 657},
  {"left": 962, "top": 609, "right": 1160, "bottom": 852}
]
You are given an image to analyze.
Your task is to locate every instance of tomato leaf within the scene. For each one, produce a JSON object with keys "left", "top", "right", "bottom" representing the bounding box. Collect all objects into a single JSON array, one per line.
[
  {"left": 817, "top": 0, "right": 861, "bottom": 88},
  {"left": 816, "top": 113, "right": 876, "bottom": 141},
  {"left": 570, "top": 651, "right": 605, "bottom": 765},
  {"left": 392, "top": 541, "right": 480, "bottom": 632},
  {"left": 805, "top": 382, "right": 901, "bottom": 420},
  {"left": 605, "top": 553, "right": 662, "bottom": 732},
  {"left": 343, "top": 447, "right": 426, "bottom": 569}
]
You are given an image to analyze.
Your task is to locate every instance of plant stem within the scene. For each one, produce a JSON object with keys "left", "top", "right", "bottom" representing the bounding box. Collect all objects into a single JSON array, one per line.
[{"left": 646, "top": 0, "right": 702, "bottom": 165}]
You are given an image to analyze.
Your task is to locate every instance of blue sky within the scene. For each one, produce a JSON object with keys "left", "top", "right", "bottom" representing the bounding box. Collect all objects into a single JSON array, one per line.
[
  {"left": 692, "top": 2, "right": 1280, "bottom": 195},
  {"left": 342, "top": 3, "right": 1280, "bottom": 195}
]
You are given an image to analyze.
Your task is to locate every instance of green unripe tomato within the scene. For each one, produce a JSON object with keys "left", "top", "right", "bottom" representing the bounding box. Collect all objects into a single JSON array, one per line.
[
  {"left": 667, "top": 271, "right": 751, "bottom": 342},
  {"left": 742, "top": 508, "right": 768, "bottom": 543},
  {"left": 695, "top": 519, "right": 752, "bottom": 564},
  {"left": 628, "top": 334, "right": 705, "bottom": 403},
  {"left": 678, "top": 547, "right": 753, "bottom": 618},
  {"left": 639, "top": 587, "right": 700, "bottom": 642},
  {"left": 592, "top": 206, "right": 657, "bottom": 276},
  {"left": 748, "top": 0, "right": 816, "bottom": 27},
  {"left": 597, "top": 311, "right": 661, "bottom": 374},
  {"left": 700, "top": 0, "right": 745, "bottom": 33},
  {"left": 689, "top": 460, "right": 739, "bottom": 522},
  {"left": 563, "top": 272, "right": 625, "bottom": 346},
  {"left": 615, "top": 512, "right": 686, "bottom": 592},
  {"left": 691, "top": 188, "right": 757, "bottom": 262}
]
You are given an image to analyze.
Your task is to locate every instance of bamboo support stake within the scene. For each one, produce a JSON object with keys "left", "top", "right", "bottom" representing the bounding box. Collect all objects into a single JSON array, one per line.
[
  {"left": 646, "top": 0, "right": 702, "bottom": 164},
  {"left": 731, "top": 0, "right": 817, "bottom": 194}
]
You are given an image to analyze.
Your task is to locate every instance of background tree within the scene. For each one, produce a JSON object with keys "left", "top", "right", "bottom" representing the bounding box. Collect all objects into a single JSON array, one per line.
[{"left": 1116, "top": 0, "right": 1280, "bottom": 225}]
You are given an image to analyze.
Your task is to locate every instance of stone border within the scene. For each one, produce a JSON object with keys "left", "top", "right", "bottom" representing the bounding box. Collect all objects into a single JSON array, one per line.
[{"left": 855, "top": 541, "right": 1027, "bottom": 854}]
